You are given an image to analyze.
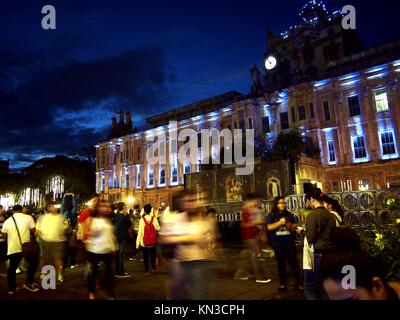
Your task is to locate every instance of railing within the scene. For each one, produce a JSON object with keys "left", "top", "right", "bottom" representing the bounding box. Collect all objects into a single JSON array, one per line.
[{"left": 285, "top": 188, "right": 400, "bottom": 226}]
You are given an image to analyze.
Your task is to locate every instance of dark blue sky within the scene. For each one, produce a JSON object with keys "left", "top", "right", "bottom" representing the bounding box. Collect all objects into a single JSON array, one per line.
[{"left": 1, "top": 0, "right": 400, "bottom": 169}]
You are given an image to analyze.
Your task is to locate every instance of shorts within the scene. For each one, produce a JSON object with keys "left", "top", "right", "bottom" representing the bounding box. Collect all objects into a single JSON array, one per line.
[{"left": 41, "top": 240, "right": 66, "bottom": 260}]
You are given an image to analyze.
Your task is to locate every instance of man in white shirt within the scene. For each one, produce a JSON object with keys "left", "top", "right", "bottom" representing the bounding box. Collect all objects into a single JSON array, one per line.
[{"left": 1, "top": 204, "right": 39, "bottom": 294}]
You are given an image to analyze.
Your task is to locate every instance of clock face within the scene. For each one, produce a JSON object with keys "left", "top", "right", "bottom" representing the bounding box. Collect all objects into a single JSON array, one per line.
[{"left": 264, "top": 55, "right": 277, "bottom": 70}]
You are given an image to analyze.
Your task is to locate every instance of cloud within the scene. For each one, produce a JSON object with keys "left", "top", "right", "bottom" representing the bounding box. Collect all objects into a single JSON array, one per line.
[{"left": 0, "top": 45, "right": 176, "bottom": 167}]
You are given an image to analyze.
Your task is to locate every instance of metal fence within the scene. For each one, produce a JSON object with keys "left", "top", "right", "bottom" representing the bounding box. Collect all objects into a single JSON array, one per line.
[{"left": 285, "top": 188, "right": 400, "bottom": 226}]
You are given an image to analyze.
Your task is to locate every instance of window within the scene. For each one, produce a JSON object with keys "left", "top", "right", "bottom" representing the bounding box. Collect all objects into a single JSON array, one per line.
[
  {"left": 323, "top": 101, "right": 331, "bottom": 121},
  {"left": 341, "top": 180, "right": 353, "bottom": 192},
  {"left": 184, "top": 163, "right": 191, "bottom": 174},
  {"left": 119, "top": 173, "right": 123, "bottom": 188},
  {"left": 248, "top": 118, "right": 253, "bottom": 129},
  {"left": 136, "top": 167, "right": 141, "bottom": 188},
  {"left": 309, "top": 103, "right": 315, "bottom": 119},
  {"left": 137, "top": 148, "right": 140, "bottom": 161},
  {"left": 386, "top": 176, "right": 400, "bottom": 188},
  {"left": 280, "top": 112, "right": 289, "bottom": 130},
  {"left": 262, "top": 116, "right": 270, "bottom": 133},
  {"left": 348, "top": 95, "right": 361, "bottom": 117},
  {"left": 113, "top": 152, "right": 117, "bottom": 165},
  {"left": 358, "top": 179, "right": 371, "bottom": 191},
  {"left": 327, "top": 140, "right": 336, "bottom": 163},
  {"left": 374, "top": 89, "right": 389, "bottom": 112},
  {"left": 159, "top": 167, "right": 166, "bottom": 185},
  {"left": 331, "top": 181, "right": 339, "bottom": 192},
  {"left": 101, "top": 177, "right": 105, "bottom": 192},
  {"left": 170, "top": 138, "right": 177, "bottom": 154},
  {"left": 298, "top": 105, "right": 306, "bottom": 120},
  {"left": 234, "top": 122, "right": 238, "bottom": 129},
  {"left": 380, "top": 131, "right": 396, "bottom": 156},
  {"left": 171, "top": 166, "right": 178, "bottom": 184},
  {"left": 147, "top": 166, "right": 154, "bottom": 187},
  {"left": 125, "top": 173, "right": 129, "bottom": 188},
  {"left": 197, "top": 132, "right": 202, "bottom": 148},
  {"left": 291, "top": 107, "right": 296, "bottom": 122},
  {"left": 353, "top": 136, "right": 367, "bottom": 159},
  {"left": 239, "top": 120, "right": 245, "bottom": 130},
  {"left": 227, "top": 124, "right": 232, "bottom": 130}
]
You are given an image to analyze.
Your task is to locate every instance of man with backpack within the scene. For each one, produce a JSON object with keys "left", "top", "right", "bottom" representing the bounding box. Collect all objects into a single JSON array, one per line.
[{"left": 136, "top": 204, "right": 160, "bottom": 275}]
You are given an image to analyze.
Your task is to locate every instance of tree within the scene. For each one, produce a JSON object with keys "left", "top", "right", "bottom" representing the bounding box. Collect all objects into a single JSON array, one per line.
[{"left": 266, "top": 130, "right": 321, "bottom": 186}]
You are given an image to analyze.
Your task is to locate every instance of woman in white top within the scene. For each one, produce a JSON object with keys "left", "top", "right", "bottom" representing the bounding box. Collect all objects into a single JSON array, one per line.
[
  {"left": 84, "top": 200, "right": 116, "bottom": 300},
  {"left": 322, "top": 195, "right": 344, "bottom": 227}
]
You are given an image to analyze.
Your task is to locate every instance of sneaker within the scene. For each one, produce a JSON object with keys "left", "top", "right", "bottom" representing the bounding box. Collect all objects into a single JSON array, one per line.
[
  {"left": 118, "top": 272, "right": 131, "bottom": 278},
  {"left": 256, "top": 277, "right": 272, "bottom": 284},
  {"left": 129, "top": 257, "right": 136, "bottom": 261},
  {"left": 16, "top": 268, "right": 22, "bottom": 274},
  {"left": 8, "top": 288, "right": 20, "bottom": 295},
  {"left": 278, "top": 285, "right": 287, "bottom": 292},
  {"left": 23, "top": 283, "right": 39, "bottom": 292},
  {"left": 234, "top": 270, "right": 249, "bottom": 281},
  {"left": 70, "top": 264, "right": 79, "bottom": 269}
]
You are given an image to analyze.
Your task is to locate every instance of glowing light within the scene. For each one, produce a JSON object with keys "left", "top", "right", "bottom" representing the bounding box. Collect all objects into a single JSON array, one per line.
[
  {"left": 127, "top": 196, "right": 135, "bottom": 204},
  {"left": 314, "top": 79, "right": 329, "bottom": 88},
  {"left": 365, "top": 65, "right": 387, "bottom": 74},
  {"left": 339, "top": 72, "right": 359, "bottom": 81},
  {"left": 340, "top": 79, "right": 360, "bottom": 86},
  {"left": 366, "top": 72, "right": 388, "bottom": 80},
  {"left": 393, "top": 60, "right": 400, "bottom": 67},
  {"left": 45, "top": 176, "right": 65, "bottom": 201}
]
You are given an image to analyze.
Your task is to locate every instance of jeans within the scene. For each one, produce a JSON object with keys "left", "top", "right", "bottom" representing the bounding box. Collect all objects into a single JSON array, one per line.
[
  {"left": 7, "top": 252, "right": 38, "bottom": 291},
  {"left": 87, "top": 251, "right": 115, "bottom": 297},
  {"left": 116, "top": 240, "right": 127, "bottom": 275},
  {"left": 167, "top": 260, "right": 184, "bottom": 300},
  {"left": 271, "top": 240, "right": 301, "bottom": 285},
  {"left": 181, "top": 260, "right": 214, "bottom": 300},
  {"left": 304, "top": 253, "right": 322, "bottom": 300},
  {"left": 142, "top": 246, "right": 156, "bottom": 272}
]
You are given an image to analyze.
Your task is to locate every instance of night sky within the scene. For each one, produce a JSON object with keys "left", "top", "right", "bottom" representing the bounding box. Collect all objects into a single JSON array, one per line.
[{"left": 1, "top": 0, "right": 400, "bottom": 169}]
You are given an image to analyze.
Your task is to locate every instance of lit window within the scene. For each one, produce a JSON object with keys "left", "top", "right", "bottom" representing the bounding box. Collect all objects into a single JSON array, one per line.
[
  {"left": 159, "top": 167, "right": 166, "bottom": 186},
  {"left": 374, "top": 89, "right": 389, "bottom": 112},
  {"left": 113, "top": 172, "right": 117, "bottom": 188},
  {"left": 184, "top": 163, "right": 191, "bottom": 174},
  {"left": 327, "top": 140, "right": 336, "bottom": 163},
  {"left": 353, "top": 136, "right": 367, "bottom": 160},
  {"left": 358, "top": 179, "right": 371, "bottom": 191},
  {"left": 101, "top": 177, "right": 105, "bottom": 191},
  {"left": 147, "top": 166, "right": 154, "bottom": 187},
  {"left": 348, "top": 95, "right": 361, "bottom": 117},
  {"left": 171, "top": 166, "right": 178, "bottom": 184},
  {"left": 380, "top": 131, "right": 397, "bottom": 158}
]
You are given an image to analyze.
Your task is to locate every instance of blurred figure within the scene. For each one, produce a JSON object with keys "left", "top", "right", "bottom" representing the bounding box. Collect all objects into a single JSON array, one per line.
[
  {"left": 320, "top": 227, "right": 400, "bottom": 300},
  {"left": 84, "top": 200, "right": 116, "bottom": 300},
  {"left": 1, "top": 205, "right": 38, "bottom": 294},
  {"left": 129, "top": 205, "right": 143, "bottom": 262},
  {"left": 321, "top": 195, "right": 344, "bottom": 227},
  {"left": 267, "top": 196, "right": 302, "bottom": 291},
  {"left": 62, "top": 193, "right": 78, "bottom": 229},
  {"left": 235, "top": 193, "right": 271, "bottom": 284},
  {"left": 0, "top": 205, "right": 7, "bottom": 276},
  {"left": 136, "top": 204, "right": 160, "bottom": 275},
  {"left": 304, "top": 188, "right": 336, "bottom": 300},
  {"left": 36, "top": 202, "right": 69, "bottom": 283},
  {"left": 113, "top": 202, "right": 132, "bottom": 278},
  {"left": 160, "top": 191, "right": 217, "bottom": 300}
]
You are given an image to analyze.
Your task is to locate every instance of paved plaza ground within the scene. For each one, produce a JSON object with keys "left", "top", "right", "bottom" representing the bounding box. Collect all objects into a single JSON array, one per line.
[{"left": 0, "top": 246, "right": 305, "bottom": 300}]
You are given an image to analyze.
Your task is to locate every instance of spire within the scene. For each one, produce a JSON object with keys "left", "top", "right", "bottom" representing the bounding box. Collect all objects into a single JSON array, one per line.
[
  {"left": 118, "top": 110, "right": 124, "bottom": 124},
  {"left": 126, "top": 111, "right": 132, "bottom": 130},
  {"left": 111, "top": 116, "right": 117, "bottom": 128}
]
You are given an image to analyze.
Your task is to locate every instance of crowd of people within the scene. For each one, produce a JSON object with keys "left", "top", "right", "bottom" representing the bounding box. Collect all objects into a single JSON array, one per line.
[{"left": 0, "top": 187, "right": 399, "bottom": 300}]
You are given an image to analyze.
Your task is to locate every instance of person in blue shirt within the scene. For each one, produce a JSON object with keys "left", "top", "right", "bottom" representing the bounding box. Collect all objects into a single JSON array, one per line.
[{"left": 267, "top": 196, "right": 302, "bottom": 292}]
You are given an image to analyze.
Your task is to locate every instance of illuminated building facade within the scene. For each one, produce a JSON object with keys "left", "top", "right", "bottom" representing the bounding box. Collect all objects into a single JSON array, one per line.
[{"left": 96, "top": 1, "right": 400, "bottom": 207}]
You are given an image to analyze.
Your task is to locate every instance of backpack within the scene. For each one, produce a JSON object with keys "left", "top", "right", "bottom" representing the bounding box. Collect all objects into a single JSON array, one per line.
[{"left": 143, "top": 216, "right": 157, "bottom": 247}]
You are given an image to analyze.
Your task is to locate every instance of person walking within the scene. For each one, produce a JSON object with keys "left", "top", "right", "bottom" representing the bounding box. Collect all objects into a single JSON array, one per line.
[
  {"left": 267, "top": 196, "right": 302, "bottom": 291},
  {"left": 304, "top": 188, "right": 336, "bottom": 300},
  {"left": 235, "top": 193, "right": 271, "bottom": 284},
  {"left": 114, "top": 202, "right": 132, "bottom": 278},
  {"left": 84, "top": 200, "right": 116, "bottom": 300},
  {"left": 136, "top": 204, "right": 160, "bottom": 275},
  {"left": 1, "top": 205, "right": 39, "bottom": 294},
  {"left": 36, "top": 202, "right": 69, "bottom": 283}
]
